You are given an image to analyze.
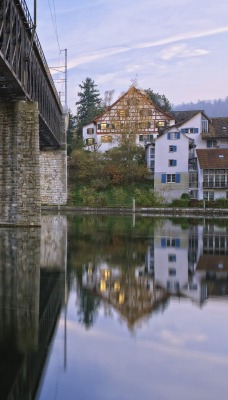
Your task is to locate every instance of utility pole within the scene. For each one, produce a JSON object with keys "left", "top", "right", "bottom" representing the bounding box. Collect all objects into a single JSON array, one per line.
[{"left": 62, "top": 48, "right": 67, "bottom": 108}]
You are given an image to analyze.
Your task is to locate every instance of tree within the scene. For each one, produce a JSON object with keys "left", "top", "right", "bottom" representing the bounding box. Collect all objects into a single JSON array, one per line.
[
  {"left": 145, "top": 88, "right": 172, "bottom": 113},
  {"left": 75, "top": 77, "right": 104, "bottom": 137},
  {"left": 102, "top": 89, "right": 115, "bottom": 108},
  {"left": 66, "top": 112, "right": 76, "bottom": 154}
]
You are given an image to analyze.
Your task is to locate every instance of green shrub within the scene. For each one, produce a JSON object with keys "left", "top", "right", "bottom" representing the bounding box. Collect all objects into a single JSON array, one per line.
[
  {"left": 134, "top": 189, "right": 162, "bottom": 207},
  {"left": 79, "top": 187, "right": 97, "bottom": 206},
  {"left": 181, "top": 193, "right": 190, "bottom": 200},
  {"left": 111, "top": 188, "right": 128, "bottom": 206},
  {"left": 170, "top": 199, "right": 189, "bottom": 208}
]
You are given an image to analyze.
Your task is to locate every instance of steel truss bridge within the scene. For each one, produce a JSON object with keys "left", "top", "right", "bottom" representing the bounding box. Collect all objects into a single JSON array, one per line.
[{"left": 0, "top": 0, "right": 64, "bottom": 148}]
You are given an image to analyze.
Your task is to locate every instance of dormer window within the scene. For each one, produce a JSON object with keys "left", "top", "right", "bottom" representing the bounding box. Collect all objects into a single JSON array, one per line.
[{"left": 202, "top": 117, "right": 208, "bottom": 133}]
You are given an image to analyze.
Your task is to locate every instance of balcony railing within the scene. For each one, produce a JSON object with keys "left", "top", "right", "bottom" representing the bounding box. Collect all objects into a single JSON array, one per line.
[
  {"left": 189, "top": 182, "right": 198, "bottom": 188},
  {"left": 203, "top": 182, "right": 228, "bottom": 189}
]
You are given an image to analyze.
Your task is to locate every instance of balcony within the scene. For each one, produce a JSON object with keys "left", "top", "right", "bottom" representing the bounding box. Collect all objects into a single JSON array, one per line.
[{"left": 203, "top": 181, "right": 228, "bottom": 189}]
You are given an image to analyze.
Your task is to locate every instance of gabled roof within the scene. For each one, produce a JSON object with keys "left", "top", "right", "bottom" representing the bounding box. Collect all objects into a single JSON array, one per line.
[
  {"left": 203, "top": 117, "right": 228, "bottom": 139},
  {"left": 196, "top": 148, "right": 228, "bottom": 169},
  {"left": 93, "top": 85, "right": 172, "bottom": 123},
  {"left": 170, "top": 110, "right": 211, "bottom": 128}
]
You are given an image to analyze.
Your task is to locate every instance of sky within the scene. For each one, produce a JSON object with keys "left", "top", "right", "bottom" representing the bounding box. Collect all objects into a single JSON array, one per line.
[{"left": 25, "top": 0, "right": 228, "bottom": 112}]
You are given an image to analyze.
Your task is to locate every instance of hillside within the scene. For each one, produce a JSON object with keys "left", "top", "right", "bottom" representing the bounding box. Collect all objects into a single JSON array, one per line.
[{"left": 172, "top": 97, "right": 228, "bottom": 117}]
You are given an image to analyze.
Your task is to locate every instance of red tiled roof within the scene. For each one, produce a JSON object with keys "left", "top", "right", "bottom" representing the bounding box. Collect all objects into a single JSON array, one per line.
[{"left": 196, "top": 148, "right": 228, "bottom": 169}]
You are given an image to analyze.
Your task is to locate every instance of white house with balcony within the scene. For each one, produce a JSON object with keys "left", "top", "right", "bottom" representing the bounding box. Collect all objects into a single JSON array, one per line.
[{"left": 150, "top": 111, "right": 228, "bottom": 201}]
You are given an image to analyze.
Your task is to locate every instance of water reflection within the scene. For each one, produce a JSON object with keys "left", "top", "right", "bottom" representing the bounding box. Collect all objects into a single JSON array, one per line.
[
  {"left": 1, "top": 214, "right": 228, "bottom": 399},
  {"left": 78, "top": 217, "right": 228, "bottom": 329},
  {"left": 0, "top": 216, "right": 67, "bottom": 400}
]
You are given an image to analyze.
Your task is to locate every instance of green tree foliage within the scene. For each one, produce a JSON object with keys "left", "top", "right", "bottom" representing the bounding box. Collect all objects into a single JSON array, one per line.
[
  {"left": 75, "top": 77, "right": 104, "bottom": 137},
  {"left": 66, "top": 112, "right": 76, "bottom": 154},
  {"left": 145, "top": 88, "right": 172, "bottom": 113},
  {"left": 69, "top": 146, "right": 147, "bottom": 192}
]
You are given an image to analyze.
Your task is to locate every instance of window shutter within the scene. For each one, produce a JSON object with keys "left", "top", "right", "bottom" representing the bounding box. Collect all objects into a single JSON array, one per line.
[
  {"left": 161, "top": 238, "right": 166, "bottom": 248},
  {"left": 175, "top": 173, "right": 180, "bottom": 183},
  {"left": 207, "top": 141, "right": 210, "bottom": 148},
  {"left": 177, "top": 132, "right": 180, "bottom": 139},
  {"left": 180, "top": 129, "right": 185, "bottom": 133},
  {"left": 174, "top": 146, "right": 177, "bottom": 152},
  {"left": 161, "top": 174, "right": 166, "bottom": 183},
  {"left": 167, "top": 133, "right": 171, "bottom": 140},
  {"left": 175, "top": 239, "right": 180, "bottom": 248},
  {"left": 174, "top": 160, "right": 177, "bottom": 166},
  {"left": 194, "top": 128, "right": 198, "bottom": 133}
]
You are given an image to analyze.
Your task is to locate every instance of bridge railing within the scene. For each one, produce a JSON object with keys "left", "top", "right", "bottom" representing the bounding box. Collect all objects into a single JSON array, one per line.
[{"left": 18, "top": 0, "right": 62, "bottom": 109}]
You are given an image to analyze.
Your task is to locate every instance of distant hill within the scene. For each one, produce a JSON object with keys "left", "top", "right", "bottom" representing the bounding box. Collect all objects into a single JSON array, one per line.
[{"left": 172, "top": 97, "right": 228, "bottom": 117}]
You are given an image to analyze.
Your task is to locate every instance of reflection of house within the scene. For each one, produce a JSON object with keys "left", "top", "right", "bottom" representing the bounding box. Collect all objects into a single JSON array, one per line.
[
  {"left": 192, "top": 223, "right": 228, "bottom": 303},
  {"left": 82, "top": 86, "right": 172, "bottom": 153},
  {"left": 153, "top": 220, "right": 189, "bottom": 294},
  {"left": 82, "top": 262, "right": 168, "bottom": 329}
]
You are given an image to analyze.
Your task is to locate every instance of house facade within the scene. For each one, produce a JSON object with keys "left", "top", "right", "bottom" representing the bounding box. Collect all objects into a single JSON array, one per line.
[
  {"left": 154, "top": 129, "right": 190, "bottom": 202},
  {"left": 151, "top": 113, "right": 228, "bottom": 201},
  {"left": 82, "top": 86, "right": 173, "bottom": 152}
]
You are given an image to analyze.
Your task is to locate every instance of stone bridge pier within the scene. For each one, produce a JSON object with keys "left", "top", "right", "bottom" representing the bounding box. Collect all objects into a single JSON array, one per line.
[{"left": 0, "top": 100, "right": 67, "bottom": 226}]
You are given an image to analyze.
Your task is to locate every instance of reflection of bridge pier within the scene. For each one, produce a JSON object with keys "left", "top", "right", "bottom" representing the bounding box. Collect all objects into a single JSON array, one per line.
[{"left": 0, "top": 215, "right": 67, "bottom": 399}]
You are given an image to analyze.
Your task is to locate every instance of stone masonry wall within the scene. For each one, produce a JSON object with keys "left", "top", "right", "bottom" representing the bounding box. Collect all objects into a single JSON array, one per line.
[
  {"left": 0, "top": 101, "right": 40, "bottom": 225},
  {"left": 40, "top": 149, "right": 67, "bottom": 204}
]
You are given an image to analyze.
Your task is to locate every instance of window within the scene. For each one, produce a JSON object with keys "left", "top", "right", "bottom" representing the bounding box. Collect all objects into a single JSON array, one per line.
[
  {"left": 202, "top": 117, "right": 208, "bottom": 133},
  {"left": 139, "top": 134, "right": 154, "bottom": 142},
  {"left": 168, "top": 254, "right": 176, "bottom": 262},
  {"left": 97, "top": 123, "right": 107, "bottom": 130},
  {"left": 157, "top": 120, "right": 165, "bottom": 127},
  {"left": 169, "top": 159, "right": 177, "bottom": 167},
  {"left": 167, "top": 174, "right": 176, "bottom": 182},
  {"left": 161, "top": 173, "right": 181, "bottom": 183},
  {"left": 169, "top": 145, "right": 177, "bottom": 152},
  {"left": 101, "top": 135, "right": 112, "bottom": 143},
  {"left": 181, "top": 128, "right": 198, "bottom": 134},
  {"left": 86, "top": 138, "right": 95, "bottom": 146},
  {"left": 161, "top": 238, "right": 180, "bottom": 248},
  {"left": 87, "top": 128, "right": 94, "bottom": 135},
  {"left": 167, "top": 132, "right": 180, "bottom": 140},
  {"left": 118, "top": 109, "right": 128, "bottom": 118},
  {"left": 203, "top": 191, "right": 214, "bottom": 200},
  {"left": 169, "top": 268, "right": 176, "bottom": 277},
  {"left": 207, "top": 140, "right": 217, "bottom": 148}
]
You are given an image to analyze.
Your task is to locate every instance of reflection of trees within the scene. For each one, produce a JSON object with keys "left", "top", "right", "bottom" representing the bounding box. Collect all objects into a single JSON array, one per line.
[
  {"left": 68, "top": 215, "right": 159, "bottom": 270},
  {"left": 75, "top": 266, "right": 100, "bottom": 329}
]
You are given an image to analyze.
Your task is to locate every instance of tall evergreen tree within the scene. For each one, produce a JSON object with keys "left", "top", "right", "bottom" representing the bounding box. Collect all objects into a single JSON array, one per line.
[
  {"left": 75, "top": 78, "right": 104, "bottom": 137},
  {"left": 145, "top": 88, "right": 172, "bottom": 113}
]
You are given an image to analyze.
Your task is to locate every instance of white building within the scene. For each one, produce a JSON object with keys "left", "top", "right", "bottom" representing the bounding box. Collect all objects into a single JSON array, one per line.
[
  {"left": 82, "top": 86, "right": 172, "bottom": 152},
  {"left": 150, "top": 112, "right": 228, "bottom": 201}
]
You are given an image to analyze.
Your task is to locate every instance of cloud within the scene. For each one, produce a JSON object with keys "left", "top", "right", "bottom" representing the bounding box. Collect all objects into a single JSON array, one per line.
[
  {"left": 67, "top": 26, "right": 228, "bottom": 70},
  {"left": 159, "top": 43, "right": 209, "bottom": 60}
]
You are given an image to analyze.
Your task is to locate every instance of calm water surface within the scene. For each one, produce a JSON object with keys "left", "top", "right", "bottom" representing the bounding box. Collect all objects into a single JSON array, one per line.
[{"left": 0, "top": 214, "right": 228, "bottom": 400}]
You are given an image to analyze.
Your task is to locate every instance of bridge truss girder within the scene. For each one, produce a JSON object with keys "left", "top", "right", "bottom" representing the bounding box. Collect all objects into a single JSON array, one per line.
[{"left": 0, "top": 0, "right": 65, "bottom": 148}]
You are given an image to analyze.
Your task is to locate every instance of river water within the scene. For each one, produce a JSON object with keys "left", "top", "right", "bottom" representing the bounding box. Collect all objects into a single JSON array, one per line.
[{"left": 0, "top": 214, "right": 228, "bottom": 400}]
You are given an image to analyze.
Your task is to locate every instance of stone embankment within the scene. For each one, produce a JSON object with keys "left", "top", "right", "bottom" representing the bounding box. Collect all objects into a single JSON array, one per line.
[{"left": 42, "top": 206, "right": 228, "bottom": 218}]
